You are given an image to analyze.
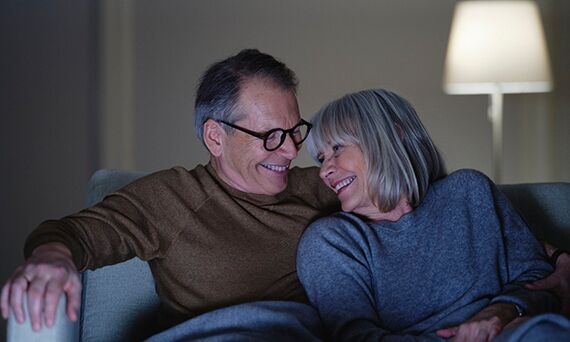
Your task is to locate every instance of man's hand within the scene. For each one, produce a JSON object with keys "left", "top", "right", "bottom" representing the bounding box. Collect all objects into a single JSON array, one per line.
[
  {"left": 436, "top": 302, "right": 518, "bottom": 342},
  {"left": 1, "top": 242, "right": 81, "bottom": 331},
  {"left": 526, "top": 245, "right": 570, "bottom": 317}
]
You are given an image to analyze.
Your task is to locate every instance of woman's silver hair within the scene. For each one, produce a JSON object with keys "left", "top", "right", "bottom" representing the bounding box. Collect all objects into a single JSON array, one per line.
[{"left": 307, "top": 89, "right": 446, "bottom": 212}]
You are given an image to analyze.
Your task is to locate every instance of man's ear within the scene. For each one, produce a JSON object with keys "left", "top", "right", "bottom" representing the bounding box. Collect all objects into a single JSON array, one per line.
[{"left": 203, "top": 119, "right": 224, "bottom": 156}]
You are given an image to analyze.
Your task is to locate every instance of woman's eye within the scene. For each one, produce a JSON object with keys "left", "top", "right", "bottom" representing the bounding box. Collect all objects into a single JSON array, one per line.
[{"left": 332, "top": 145, "right": 343, "bottom": 152}]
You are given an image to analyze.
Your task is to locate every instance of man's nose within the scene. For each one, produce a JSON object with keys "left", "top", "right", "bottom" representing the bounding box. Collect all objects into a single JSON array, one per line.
[{"left": 277, "top": 134, "right": 299, "bottom": 159}]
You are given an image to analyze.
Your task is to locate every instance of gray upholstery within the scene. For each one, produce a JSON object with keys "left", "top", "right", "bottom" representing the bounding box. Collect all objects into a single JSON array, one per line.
[
  {"left": 81, "top": 170, "right": 160, "bottom": 341},
  {"left": 6, "top": 169, "right": 570, "bottom": 341},
  {"left": 499, "top": 183, "right": 570, "bottom": 249}
]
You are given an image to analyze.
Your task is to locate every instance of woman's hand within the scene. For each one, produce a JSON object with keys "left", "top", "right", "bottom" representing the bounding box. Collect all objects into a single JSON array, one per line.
[{"left": 436, "top": 302, "right": 519, "bottom": 342}]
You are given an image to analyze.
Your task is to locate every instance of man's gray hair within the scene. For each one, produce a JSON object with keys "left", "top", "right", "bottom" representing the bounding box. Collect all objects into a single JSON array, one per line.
[{"left": 194, "top": 49, "right": 298, "bottom": 145}]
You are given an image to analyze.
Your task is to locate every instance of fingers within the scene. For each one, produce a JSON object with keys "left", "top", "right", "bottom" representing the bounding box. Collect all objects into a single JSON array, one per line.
[
  {"left": 436, "top": 327, "right": 457, "bottom": 338},
  {"left": 1, "top": 281, "right": 10, "bottom": 319},
  {"left": 43, "top": 281, "right": 64, "bottom": 327},
  {"left": 43, "top": 275, "right": 82, "bottom": 326},
  {"left": 452, "top": 328, "right": 492, "bottom": 342},
  {"left": 7, "top": 275, "right": 30, "bottom": 325},
  {"left": 2, "top": 267, "right": 81, "bottom": 331},
  {"left": 64, "top": 279, "right": 82, "bottom": 322},
  {"left": 450, "top": 318, "right": 501, "bottom": 342},
  {"left": 26, "top": 275, "right": 49, "bottom": 331},
  {"left": 525, "top": 275, "right": 559, "bottom": 291}
]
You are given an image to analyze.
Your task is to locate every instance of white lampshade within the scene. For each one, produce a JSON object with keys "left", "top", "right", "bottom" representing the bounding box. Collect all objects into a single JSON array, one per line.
[{"left": 443, "top": 1, "right": 553, "bottom": 94}]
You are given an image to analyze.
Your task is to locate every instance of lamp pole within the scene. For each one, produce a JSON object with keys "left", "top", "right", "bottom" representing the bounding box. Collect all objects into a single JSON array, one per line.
[{"left": 488, "top": 88, "right": 503, "bottom": 183}]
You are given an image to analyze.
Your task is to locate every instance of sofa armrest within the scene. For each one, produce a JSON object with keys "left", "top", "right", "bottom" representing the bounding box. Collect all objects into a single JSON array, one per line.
[{"left": 7, "top": 294, "right": 79, "bottom": 342}]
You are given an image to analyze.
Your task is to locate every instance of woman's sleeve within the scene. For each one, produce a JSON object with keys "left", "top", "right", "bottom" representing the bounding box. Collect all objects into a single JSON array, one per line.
[{"left": 488, "top": 181, "right": 560, "bottom": 315}]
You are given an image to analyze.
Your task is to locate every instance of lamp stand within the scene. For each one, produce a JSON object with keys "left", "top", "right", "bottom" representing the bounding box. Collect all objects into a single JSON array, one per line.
[{"left": 488, "top": 90, "right": 503, "bottom": 183}]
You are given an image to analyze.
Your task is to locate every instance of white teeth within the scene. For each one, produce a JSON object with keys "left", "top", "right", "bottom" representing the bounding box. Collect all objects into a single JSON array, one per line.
[
  {"left": 262, "top": 164, "right": 289, "bottom": 172},
  {"left": 334, "top": 176, "right": 356, "bottom": 192}
]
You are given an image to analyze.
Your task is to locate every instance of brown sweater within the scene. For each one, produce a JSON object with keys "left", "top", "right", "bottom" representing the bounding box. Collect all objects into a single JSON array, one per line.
[{"left": 25, "top": 163, "right": 339, "bottom": 327}]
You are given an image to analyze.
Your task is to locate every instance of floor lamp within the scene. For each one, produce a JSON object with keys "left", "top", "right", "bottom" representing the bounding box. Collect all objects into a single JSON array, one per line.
[{"left": 443, "top": 0, "right": 553, "bottom": 183}]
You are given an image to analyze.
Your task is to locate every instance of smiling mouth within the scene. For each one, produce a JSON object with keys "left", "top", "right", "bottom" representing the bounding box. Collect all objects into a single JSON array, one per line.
[
  {"left": 261, "top": 163, "right": 289, "bottom": 173},
  {"left": 333, "top": 176, "right": 356, "bottom": 192}
]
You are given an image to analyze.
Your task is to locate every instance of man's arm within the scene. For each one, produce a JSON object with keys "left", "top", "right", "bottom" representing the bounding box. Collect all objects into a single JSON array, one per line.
[
  {"left": 526, "top": 242, "right": 570, "bottom": 317},
  {"left": 1, "top": 242, "right": 81, "bottom": 331}
]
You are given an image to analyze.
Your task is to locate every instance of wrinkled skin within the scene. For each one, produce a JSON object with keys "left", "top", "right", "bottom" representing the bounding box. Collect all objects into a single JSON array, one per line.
[
  {"left": 1, "top": 242, "right": 81, "bottom": 331},
  {"left": 436, "top": 302, "right": 519, "bottom": 342}
]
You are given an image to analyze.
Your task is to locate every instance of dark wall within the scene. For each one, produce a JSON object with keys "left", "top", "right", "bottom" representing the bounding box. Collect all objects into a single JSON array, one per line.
[{"left": 0, "top": 1, "right": 97, "bottom": 338}]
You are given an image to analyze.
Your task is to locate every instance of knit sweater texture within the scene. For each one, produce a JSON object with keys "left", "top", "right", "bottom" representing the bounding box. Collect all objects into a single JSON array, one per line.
[
  {"left": 297, "top": 169, "right": 557, "bottom": 341},
  {"left": 25, "top": 163, "right": 338, "bottom": 328}
]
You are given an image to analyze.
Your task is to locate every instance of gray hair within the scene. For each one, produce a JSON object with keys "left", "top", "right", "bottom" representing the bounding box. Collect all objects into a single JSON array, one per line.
[
  {"left": 194, "top": 49, "right": 298, "bottom": 145},
  {"left": 307, "top": 89, "right": 446, "bottom": 211}
]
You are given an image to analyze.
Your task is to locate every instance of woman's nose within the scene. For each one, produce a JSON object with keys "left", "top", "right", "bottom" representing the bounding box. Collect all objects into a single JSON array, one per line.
[{"left": 319, "top": 158, "right": 334, "bottom": 180}]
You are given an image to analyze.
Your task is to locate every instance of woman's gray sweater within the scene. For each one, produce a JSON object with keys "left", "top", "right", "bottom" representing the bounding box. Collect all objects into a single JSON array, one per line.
[{"left": 297, "top": 169, "right": 557, "bottom": 341}]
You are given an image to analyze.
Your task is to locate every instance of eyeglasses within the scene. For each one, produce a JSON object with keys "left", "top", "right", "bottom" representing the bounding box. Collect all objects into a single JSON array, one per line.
[{"left": 218, "top": 119, "right": 312, "bottom": 151}]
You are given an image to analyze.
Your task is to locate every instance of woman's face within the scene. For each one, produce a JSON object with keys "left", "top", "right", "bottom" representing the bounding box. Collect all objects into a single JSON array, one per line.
[{"left": 317, "top": 143, "right": 379, "bottom": 218}]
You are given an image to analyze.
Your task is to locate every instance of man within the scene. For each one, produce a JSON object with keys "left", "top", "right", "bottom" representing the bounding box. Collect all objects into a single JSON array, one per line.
[
  {"left": 1, "top": 49, "right": 338, "bottom": 338},
  {"left": 2, "top": 49, "right": 569, "bottom": 339}
]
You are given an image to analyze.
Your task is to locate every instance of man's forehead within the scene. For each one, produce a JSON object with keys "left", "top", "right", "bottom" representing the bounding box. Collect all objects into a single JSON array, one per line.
[{"left": 237, "top": 80, "right": 299, "bottom": 127}]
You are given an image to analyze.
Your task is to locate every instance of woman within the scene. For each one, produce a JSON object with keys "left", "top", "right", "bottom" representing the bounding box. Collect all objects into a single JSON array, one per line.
[{"left": 297, "top": 89, "right": 570, "bottom": 341}]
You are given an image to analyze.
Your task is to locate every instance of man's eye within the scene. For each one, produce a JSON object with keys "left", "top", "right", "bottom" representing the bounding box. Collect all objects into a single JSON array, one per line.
[{"left": 266, "top": 131, "right": 281, "bottom": 142}]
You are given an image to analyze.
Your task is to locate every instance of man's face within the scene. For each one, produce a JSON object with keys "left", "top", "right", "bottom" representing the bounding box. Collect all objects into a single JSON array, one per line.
[{"left": 213, "top": 78, "right": 302, "bottom": 195}]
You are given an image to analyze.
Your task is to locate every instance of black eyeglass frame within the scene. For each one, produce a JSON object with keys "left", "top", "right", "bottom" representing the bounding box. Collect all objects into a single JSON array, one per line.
[{"left": 218, "top": 119, "right": 312, "bottom": 151}]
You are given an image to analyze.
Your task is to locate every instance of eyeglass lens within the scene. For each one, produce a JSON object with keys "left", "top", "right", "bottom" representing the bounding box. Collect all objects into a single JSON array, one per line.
[{"left": 265, "top": 122, "right": 310, "bottom": 151}]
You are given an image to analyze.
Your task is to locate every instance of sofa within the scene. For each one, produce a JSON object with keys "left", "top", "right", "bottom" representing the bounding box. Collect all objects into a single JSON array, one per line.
[{"left": 6, "top": 169, "right": 570, "bottom": 341}]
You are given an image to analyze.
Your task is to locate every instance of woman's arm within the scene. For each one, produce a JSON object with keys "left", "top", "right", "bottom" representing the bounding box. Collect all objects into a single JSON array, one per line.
[{"left": 437, "top": 179, "right": 560, "bottom": 341}]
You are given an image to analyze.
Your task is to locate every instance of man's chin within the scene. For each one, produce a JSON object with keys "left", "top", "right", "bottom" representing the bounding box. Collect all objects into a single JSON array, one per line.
[
  {"left": 270, "top": 182, "right": 288, "bottom": 195},
  {"left": 262, "top": 179, "right": 288, "bottom": 195}
]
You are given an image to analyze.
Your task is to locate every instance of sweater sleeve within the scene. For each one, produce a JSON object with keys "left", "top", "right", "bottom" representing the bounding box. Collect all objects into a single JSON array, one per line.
[
  {"left": 486, "top": 179, "right": 559, "bottom": 315},
  {"left": 297, "top": 215, "right": 433, "bottom": 341},
  {"left": 24, "top": 168, "right": 191, "bottom": 271}
]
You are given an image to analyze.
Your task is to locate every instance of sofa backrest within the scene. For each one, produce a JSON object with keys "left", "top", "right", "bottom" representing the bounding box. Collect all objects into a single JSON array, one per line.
[
  {"left": 499, "top": 182, "right": 570, "bottom": 249},
  {"left": 80, "top": 169, "right": 570, "bottom": 341},
  {"left": 81, "top": 169, "right": 160, "bottom": 341}
]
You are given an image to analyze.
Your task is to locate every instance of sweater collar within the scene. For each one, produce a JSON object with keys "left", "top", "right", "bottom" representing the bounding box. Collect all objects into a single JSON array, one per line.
[{"left": 205, "top": 163, "right": 290, "bottom": 205}]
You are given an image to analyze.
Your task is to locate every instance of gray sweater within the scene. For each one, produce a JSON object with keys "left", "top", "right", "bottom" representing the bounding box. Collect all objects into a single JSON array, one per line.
[{"left": 297, "top": 169, "right": 557, "bottom": 341}]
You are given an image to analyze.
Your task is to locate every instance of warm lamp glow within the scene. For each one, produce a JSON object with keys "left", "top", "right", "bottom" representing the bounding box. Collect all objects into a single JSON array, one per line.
[
  {"left": 444, "top": 1, "right": 552, "bottom": 94},
  {"left": 443, "top": 0, "right": 553, "bottom": 183}
]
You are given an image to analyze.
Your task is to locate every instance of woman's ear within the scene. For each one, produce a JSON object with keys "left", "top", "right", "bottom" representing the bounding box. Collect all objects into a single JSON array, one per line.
[{"left": 203, "top": 119, "right": 224, "bottom": 156}]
